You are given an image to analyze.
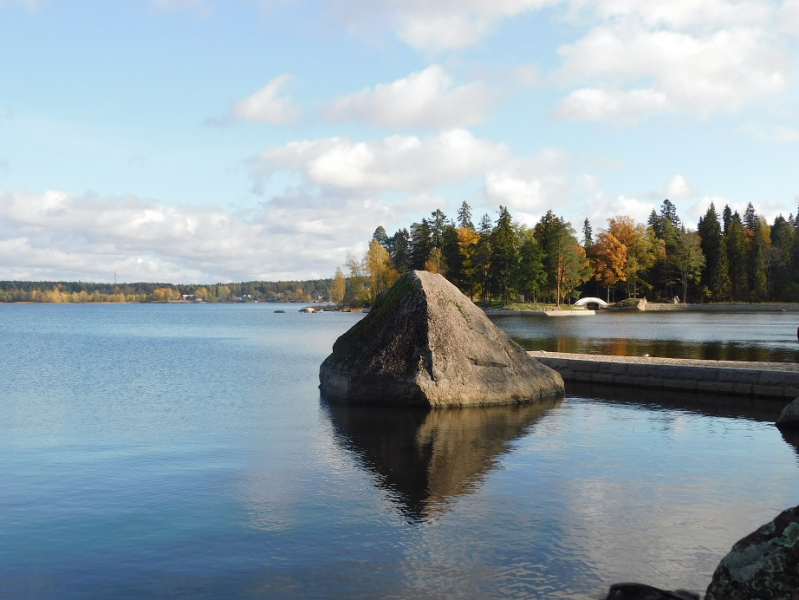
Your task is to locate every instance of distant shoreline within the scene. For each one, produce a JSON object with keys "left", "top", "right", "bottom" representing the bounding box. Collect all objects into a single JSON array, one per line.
[{"left": 484, "top": 303, "right": 799, "bottom": 315}]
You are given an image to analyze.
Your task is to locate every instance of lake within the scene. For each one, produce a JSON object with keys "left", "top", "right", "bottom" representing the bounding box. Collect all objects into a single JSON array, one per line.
[
  {"left": 2, "top": 304, "right": 798, "bottom": 599},
  {"left": 495, "top": 310, "right": 799, "bottom": 362}
]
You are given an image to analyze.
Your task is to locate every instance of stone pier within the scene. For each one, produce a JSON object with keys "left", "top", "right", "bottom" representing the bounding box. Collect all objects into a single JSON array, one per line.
[{"left": 528, "top": 351, "right": 799, "bottom": 401}]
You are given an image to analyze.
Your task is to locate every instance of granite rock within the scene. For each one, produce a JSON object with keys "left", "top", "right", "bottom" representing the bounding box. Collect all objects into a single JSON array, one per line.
[
  {"left": 705, "top": 504, "right": 799, "bottom": 600},
  {"left": 776, "top": 397, "right": 799, "bottom": 429},
  {"left": 319, "top": 270, "right": 564, "bottom": 407}
]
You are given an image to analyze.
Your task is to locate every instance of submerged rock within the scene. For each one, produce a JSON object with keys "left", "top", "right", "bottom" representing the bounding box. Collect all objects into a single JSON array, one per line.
[
  {"left": 319, "top": 270, "right": 564, "bottom": 407},
  {"left": 705, "top": 504, "right": 799, "bottom": 600}
]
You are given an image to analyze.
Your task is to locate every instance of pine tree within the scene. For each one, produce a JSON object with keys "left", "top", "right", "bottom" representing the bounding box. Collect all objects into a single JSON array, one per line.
[
  {"left": 410, "top": 220, "right": 433, "bottom": 271},
  {"left": 743, "top": 203, "right": 757, "bottom": 231},
  {"left": 441, "top": 224, "right": 464, "bottom": 289},
  {"left": 457, "top": 201, "right": 474, "bottom": 230},
  {"left": 727, "top": 214, "right": 749, "bottom": 300},
  {"left": 660, "top": 199, "right": 681, "bottom": 229},
  {"left": 390, "top": 229, "right": 411, "bottom": 273},
  {"left": 429, "top": 209, "right": 448, "bottom": 248},
  {"left": 697, "top": 203, "right": 731, "bottom": 301},
  {"left": 749, "top": 217, "right": 768, "bottom": 300},
  {"left": 474, "top": 214, "right": 493, "bottom": 302},
  {"left": 722, "top": 204, "right": 732, "bottom": 236},
  {"left": 517, "top": 230, "right": 546, "bottom": 303},
  {"left": 582, "top": 218, "right": 593, "bottom": 249},
  {"left": 771, "top": 215, "right": 795, "bottom": 299},
  {"left": 489, "top": 206, "right": 520, "bottom": 305}
]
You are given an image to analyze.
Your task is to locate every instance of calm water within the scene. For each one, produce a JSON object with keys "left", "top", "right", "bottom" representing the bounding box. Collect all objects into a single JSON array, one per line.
[
  {"left": 2, "top": 304, "right": 799, "bottom": 599},
  {"left": 495, "top": 310, "right": 799, "bottom": 362}
]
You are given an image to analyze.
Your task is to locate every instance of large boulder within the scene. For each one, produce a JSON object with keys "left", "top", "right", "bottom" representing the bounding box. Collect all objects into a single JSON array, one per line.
[
  {"left": 705, "top": 504, "right": 799, "bottom": 599},
  {"left": 319, "top": 270, "right": 564, "bottom": 407},
  {"left": 776, "top": 397, "right": 799, "bottom": 429}
]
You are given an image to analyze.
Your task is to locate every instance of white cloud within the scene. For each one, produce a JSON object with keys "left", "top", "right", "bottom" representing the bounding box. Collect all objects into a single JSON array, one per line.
[
  {"left": 666, "top": 174, "right": 695, "bottom": 199},
  {"left": 216, "top": 75, "right": 302, "bottom": 125},
  {"left": 327, "top": 0, "right": 561, "bottom": 51},
  {"left": 324, "top": 65, "right": 496, "bottom": 129},
  {"left": 482, "top": 149, "right": 573, "bottom": 222},
  {"left": 555, "top": 23, "right": 788, "bottom": 121},
  {"left": 567, "top": 0, "right": 772, "bottom": 30},
  {"left": 585, "top": 193, "right": 659, "bottom": 226},
  {"left": 0, "top": 189, "right": 401, "bottom": 282},
  {"left": 743, "top": 122, "right": 799, "bottom": 143},
  {"left": 781, "top": 0, "right": 799, "bottom": 32},
  {"left": 252, "top": 129, "right": 512, "bottom": 193},
  {"left": 556, "top": 87, "right": 669, "bottom": 123}
]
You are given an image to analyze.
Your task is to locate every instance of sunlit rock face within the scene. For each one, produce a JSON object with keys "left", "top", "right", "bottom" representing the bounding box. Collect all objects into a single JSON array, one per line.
[
  {"left": 319, "top": 270, "right": 564, "bottom": 407},
  {"left": 705, "top": 504, "right": 799, "bottom": 600}
]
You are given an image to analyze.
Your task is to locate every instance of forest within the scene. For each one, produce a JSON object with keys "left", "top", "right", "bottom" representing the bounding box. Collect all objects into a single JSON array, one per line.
[
  {"left": 0, "top": 279, "right": 332, "bottom": 304},
  {"left": 333, "top": 199, "right": 799, "bottom": 308},
  {"left": 3, "top": 198, "right": 794, "bottom": 307}
]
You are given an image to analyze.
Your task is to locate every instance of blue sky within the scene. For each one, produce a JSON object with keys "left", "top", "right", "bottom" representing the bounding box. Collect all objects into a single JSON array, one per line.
[{"left": 2, "top": 0, "right": 798, "bottom": 283}]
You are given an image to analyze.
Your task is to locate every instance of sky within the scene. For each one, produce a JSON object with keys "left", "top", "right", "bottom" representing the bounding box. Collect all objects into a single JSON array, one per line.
[{"left": 1, "top": 0, "right": 798, "bottom": 284}]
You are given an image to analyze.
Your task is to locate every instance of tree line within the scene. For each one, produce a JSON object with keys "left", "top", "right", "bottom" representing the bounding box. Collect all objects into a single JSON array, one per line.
[
  {"left": 334, "top": 199, "right": 799, "bottom": 307},
  {"left": 0, "top": 279, "right": 334, "bottom": 304}
]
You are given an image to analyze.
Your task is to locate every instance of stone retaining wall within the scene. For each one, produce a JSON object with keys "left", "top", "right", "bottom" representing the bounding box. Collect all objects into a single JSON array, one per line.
[{"left": 529, "top": 351, "right": 799, "bottom": 401}]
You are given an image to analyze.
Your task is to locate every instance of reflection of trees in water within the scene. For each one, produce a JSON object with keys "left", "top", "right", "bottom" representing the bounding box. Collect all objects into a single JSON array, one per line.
[
  {"left": 324, "top": 399, "right": 562, "bottom": 523},
  {"left": 513, "top": 336, "right": 799, "bottom": 362}
]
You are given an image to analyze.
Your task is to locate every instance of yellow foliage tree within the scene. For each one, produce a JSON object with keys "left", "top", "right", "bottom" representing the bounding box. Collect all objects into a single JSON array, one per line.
[
  {"left": 331, "top": 267, "right": 346, "bottom": 304},
  {"left": 365, "top": 239, "right": 399, "bottom": 303}
]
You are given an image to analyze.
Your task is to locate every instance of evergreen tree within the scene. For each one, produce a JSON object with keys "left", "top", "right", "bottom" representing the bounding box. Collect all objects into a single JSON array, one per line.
[
  {"left": 474, "top": 214, "right": 493, "bottom": 302},
  {"left": 660, "top": 199, "right": 681, "bottom": 229},
  {"left": 648, "top": 209, "right": 664, "bottom": 240},
  {"left": 727, "top": 214, "right": 749, "bottom": 300},
  {"left": 771, "top": 215, "right": 794, "bottom": 299},
  {"left": 410, "top": 220, "right": 433, "bottom": 270},
  {"left": 488, "top": 206, "right": 520, "bottom": 304},
  {"left": 582, "top": 218, "right": 593, "bottom": 249},
  {"left": 722, "top": 204, "right": 732, "bottom": 236},
  {"left": 372, "top": 226, "right": 389, "bottom": 249},
  {"left": 749, "top": 217, "right": 768, "bottom": 300},
  {"left": 390, "top": 228, "right": 411, "bottom": 273},
  {"left": 441, "top": 224, "right": 464, "bottom": 288},
  {"left": 517, "top": 230, "right": 546, "bottom": 303},
  {"left": 743, "top": 202, "right": 757, "bottom": 231},
  {"left": 429, "top": 209, "right": 448, "bottom": 248},
  {"left": 457, "top": 201, "right": 474, "bottom": 230},
  {"left": 697, "top": 203, "right": 731, "bottom": 301}
]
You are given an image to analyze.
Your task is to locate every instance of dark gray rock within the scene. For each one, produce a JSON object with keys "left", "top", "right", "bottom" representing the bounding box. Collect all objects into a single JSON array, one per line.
[
  {"left": 705, "top": 504, "right": 799, "bottom": 600},
  {"left": 602, "top": 583, "right": 698, "bottom": 600},
  {"left": 776, "top": 397, "right": 799, "bottom": 429},
  {"left": 319, "top": 270, "right": 564, "bottom": 407}
]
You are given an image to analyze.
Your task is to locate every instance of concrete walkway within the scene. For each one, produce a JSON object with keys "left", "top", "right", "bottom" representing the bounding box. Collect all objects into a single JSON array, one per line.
[{"left": 529, "top": 351, "right": 799, "bottom": 401}]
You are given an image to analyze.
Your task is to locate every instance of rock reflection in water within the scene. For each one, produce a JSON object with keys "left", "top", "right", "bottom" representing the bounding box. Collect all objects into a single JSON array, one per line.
[
  {"left": 324, "top": 398, "right": 562, "bottom": 522},
  {"left": 779, "top": 428, "right": 799, "bottom": 464}
]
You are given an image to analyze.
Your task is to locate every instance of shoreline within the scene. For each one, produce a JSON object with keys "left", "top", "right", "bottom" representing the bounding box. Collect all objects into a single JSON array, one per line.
[{"left": 485, "top": 302, "right": 799, "bottom": 315}]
